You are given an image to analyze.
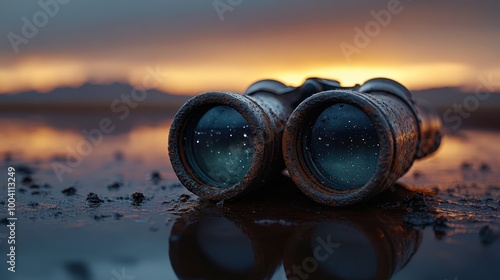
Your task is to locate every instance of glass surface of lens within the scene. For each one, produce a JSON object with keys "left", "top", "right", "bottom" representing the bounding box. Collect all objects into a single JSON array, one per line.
[
  {"left": 186, "top": 106, "right": 254, "bottom": 187},
  {"left": 303, "top": 103, "right": 380, "bottom": 190}
]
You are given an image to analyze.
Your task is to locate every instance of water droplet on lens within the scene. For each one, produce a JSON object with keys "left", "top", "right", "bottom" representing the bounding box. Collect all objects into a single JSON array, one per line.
[
  {"left": 186, "top": 106, "right": 254, "bottom": 187},
  {"left": 304, "top": 103, "right": 380, "bottom": 190}
]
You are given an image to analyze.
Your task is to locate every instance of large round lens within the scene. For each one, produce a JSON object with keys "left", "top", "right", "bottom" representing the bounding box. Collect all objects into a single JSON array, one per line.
[
  {"left": 303, "top": 103, "right": 380, "bottom": 190},
  {"left": 185, "top": 106, "right": 254, "bottom": 187}
]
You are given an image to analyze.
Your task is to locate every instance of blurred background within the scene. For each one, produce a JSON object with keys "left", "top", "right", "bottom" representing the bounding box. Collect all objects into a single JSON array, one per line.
[
  {"left": 1, "top": 1, "right": 499, "bottom": 279},
  {"left": 1, "top": 0, "right": 500, "bottom": 94}
]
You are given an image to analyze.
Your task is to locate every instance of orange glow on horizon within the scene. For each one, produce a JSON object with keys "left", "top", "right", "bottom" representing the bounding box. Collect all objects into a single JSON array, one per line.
[
  {"left": 132, "top": 61, "right": 479, "bottom": 94},
  {"left": 0, "top": 57, "right": 89, "bottom": 93},
  {"left": 0, "top": 56, "right": 497, "bottom": 95}
]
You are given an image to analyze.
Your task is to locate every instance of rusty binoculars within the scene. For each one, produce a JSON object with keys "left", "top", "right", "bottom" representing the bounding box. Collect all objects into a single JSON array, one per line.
[
  {"left": 168, "top": 78, "right": 342, "bottom": 200},
  {"left": 169, "top": 77, "right": 441, "bottom": 206},
  {"left": 283, "top": 78, "right": 441, "bottom": 206}
]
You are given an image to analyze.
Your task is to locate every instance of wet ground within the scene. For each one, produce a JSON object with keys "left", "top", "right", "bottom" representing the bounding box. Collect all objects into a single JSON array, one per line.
[{"left": 0, "top": 112, "right": 499, "bottom": 280}]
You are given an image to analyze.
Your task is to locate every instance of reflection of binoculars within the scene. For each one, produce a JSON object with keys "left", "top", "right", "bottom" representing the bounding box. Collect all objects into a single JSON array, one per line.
[
  {"left": 169, "top": 198, "right": 421, "bottom": 279},
  {"left": 169, "top": 209, "right": 286, "bottom": 279},
  {"left": 169, "top": 77, "right": 441, "bottom": 206}
]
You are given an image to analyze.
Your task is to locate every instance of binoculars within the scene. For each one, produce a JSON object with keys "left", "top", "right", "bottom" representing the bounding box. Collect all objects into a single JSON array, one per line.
[{"left": 168, "top": 77, "right": 441, "bottom": 206}]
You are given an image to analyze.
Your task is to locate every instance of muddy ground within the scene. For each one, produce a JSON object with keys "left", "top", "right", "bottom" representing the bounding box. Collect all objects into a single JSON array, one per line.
[{"left": 0, "top": 113, "right": 498, "bottom": 280}]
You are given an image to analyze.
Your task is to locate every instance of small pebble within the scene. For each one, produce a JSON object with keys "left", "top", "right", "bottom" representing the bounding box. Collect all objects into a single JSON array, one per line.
[
  {"left": 131, "top": 192, "right": 145, "bottom": 205},
  {"left": 86, "top": 192, "right": 104, "bottom": 204},
  {"left": 62, "top": 187, "right": 77, "bottom": 196},
  {"left": 107, "top": 182, "right": 123, "bottom": 191},
  {"left": 22, "top": 176, "right": 33, "bottom": 185},
  {"left": 28, "top": 201, "right": 39, "bottom": 208},
  {"left": 93, "top": 215, "right": 111, "bottom": 221},
  {"left": 150, "top": 171, "right": 162, "bottom": 184},
  {"left": 179, "top": 194, "right": 190, "bottom": 202}
]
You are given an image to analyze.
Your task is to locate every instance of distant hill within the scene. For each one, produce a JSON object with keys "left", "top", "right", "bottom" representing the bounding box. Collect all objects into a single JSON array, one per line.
[
  {"left": 413, "top": 87, "right": 500, "bottom": 109},
  {"left": 1, "top": 83, "right": 499, "bottom": 117},
  {"left": 0, "top": 83, "right": 191, "bottom": 111},
  {"left": 0, "top": 83, "right": 498, "bottom": 130}
]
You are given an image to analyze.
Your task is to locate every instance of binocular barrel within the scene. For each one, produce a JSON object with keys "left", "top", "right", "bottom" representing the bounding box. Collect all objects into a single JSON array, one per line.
[
  {"left": 168, "top": 78, "right": 340, "bottom": 200},
  {"left": 283, "top": 78, "right": 442, "bottom": 206}
]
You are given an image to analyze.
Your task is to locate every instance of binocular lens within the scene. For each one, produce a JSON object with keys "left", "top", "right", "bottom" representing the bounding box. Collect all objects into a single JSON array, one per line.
[
  {"left": 302, "top": 103, "right": 380, "bottom": 190},
  {"left": 185, "top": 106, "right": 254, "bottom": 187}
]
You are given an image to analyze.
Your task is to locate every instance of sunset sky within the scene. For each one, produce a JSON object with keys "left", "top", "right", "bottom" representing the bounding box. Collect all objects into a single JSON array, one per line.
[{"left": 1, "top": 0, "right": 499, "bottom": 95}]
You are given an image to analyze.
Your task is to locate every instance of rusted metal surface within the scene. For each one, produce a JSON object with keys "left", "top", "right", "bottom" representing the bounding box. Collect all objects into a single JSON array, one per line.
[
  {"left": 283, "top": 78, "right": 442, "bottom": 206},
  {"left": 168, "top": 78, "right": 340, "bottom": 201}
]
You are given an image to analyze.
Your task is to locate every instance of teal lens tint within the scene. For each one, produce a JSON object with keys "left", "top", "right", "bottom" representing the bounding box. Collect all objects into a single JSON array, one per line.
[
  {"left": 302, "top": 103, "right": 380, "bottom": 190},
  {"left": 185, "top": 106, "right": 254, "bottom": 188}
]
